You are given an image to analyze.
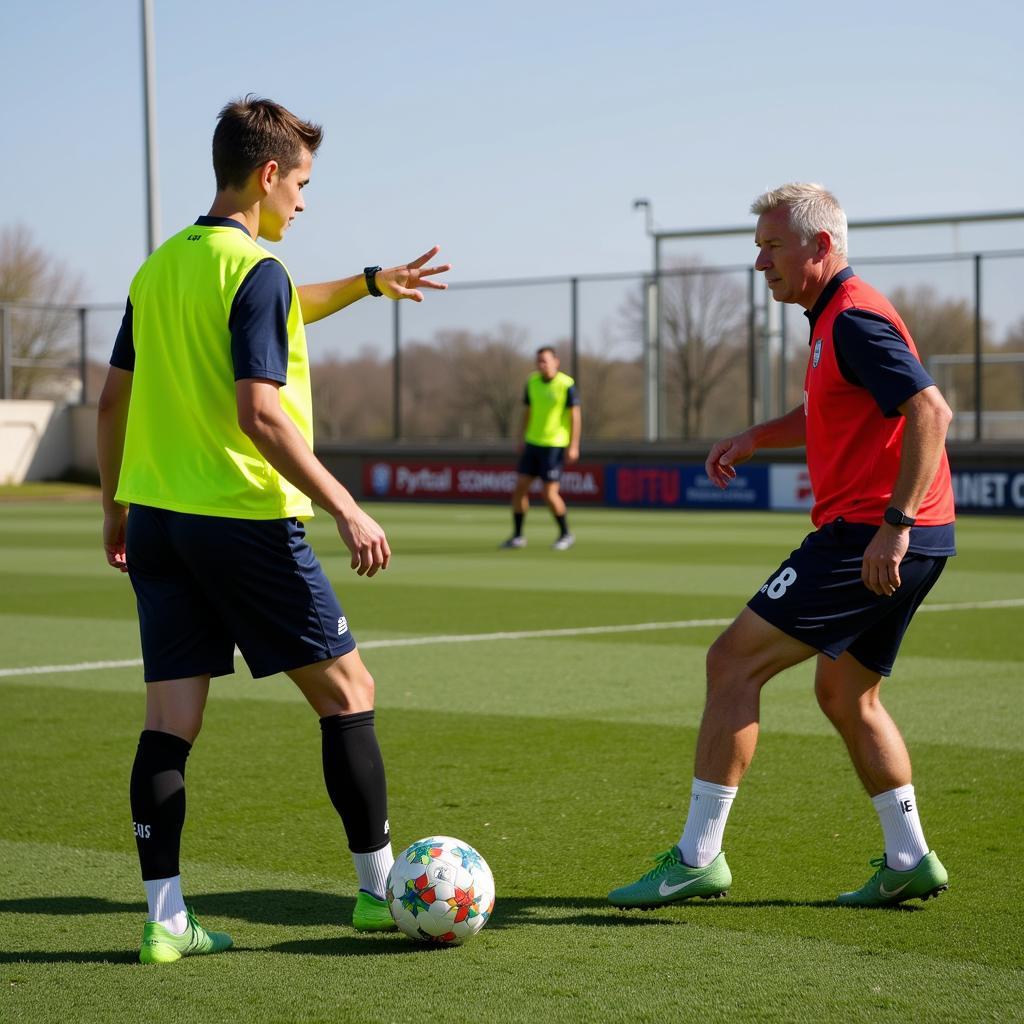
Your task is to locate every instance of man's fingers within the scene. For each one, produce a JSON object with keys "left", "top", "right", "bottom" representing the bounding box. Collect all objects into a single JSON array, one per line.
[
  {"left": 419, "top": 263, "right": 452, "bottom": 278},
  {"left": 418, "top": 277, "right": 448, "bottom": 290},
  {"left": 409, "top": 245, "right": 441, "bottom": 269}
]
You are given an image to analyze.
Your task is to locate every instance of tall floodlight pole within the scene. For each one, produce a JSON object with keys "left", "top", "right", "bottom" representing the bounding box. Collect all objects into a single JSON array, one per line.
[
  {"left": 141, "top": 0, "right": 160, "bottom": 254},
  {"left": 633, "top": 199, "right": 659, "bottom": 441}
]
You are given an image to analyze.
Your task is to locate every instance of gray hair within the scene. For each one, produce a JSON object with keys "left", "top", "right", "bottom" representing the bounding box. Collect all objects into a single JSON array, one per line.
[{"left": 751, "top": 183, "right": 848, "bottom": 257}]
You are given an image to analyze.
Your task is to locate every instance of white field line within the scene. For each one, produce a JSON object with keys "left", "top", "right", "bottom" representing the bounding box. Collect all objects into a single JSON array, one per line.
[{"left": 1, "top": 597, "right": 1022, "bottom": 681}]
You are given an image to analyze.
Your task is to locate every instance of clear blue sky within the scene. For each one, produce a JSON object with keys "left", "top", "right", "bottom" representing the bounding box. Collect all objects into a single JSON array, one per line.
[{"left": 3, "top": 0, "right": 1022, "bottom": 311}]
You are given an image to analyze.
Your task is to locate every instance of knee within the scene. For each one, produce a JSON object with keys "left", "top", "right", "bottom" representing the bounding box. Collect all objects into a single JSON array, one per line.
[
  {"left": 333, "top": 662, "right": 376, "bottom": 711},
  {"left": 705, "top": 635, "right": 729, "bottom": 688},
  {"left": 705, "top": 634, "right": 750, "bottom": 703},
  {"left": 147, "top": 708, "right": 204, "bottom": 745},
  {"left": 815, "top": 679, "right": 869, "bottom": 728}
]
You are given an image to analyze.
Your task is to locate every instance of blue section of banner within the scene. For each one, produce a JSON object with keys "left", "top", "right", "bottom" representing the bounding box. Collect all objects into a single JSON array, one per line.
[
  {"left": 951, "top": 469, "right": 1024, "bottom": 513},
  {"left": 606, "top": 464, "right": 770, "bottom": 509}
]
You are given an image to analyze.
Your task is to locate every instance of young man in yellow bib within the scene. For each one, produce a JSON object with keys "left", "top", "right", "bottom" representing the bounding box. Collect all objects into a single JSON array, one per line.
[
  {"left": 501, "top": 346, "right": 582, "bottom": 551},
  {"left": 96, "top": 96, "right": 449, "bottom": 963}
]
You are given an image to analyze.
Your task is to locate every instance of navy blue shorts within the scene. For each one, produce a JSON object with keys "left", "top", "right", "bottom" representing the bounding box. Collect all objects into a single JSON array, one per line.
[
  {"left": 747, "top": 519, "right": 947, "bottom": 677},
  {"left": 517, "top": 443, "right": 566, "bottom": 482},
  {"left": 126, "top": 505, "right": 357, "bottom": 682}
]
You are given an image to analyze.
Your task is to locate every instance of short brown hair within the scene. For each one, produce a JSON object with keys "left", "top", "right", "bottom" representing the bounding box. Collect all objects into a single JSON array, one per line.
[{"left": 212, "top": 95, "right": 323, "bottom": 190}]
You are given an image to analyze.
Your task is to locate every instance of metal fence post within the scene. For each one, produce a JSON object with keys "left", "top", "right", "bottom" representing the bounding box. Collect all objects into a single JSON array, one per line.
[
  {"left": 392, "top": 298, "right": 402, "bottom": 441},
  {"left": 974, "top": 253, "right": 983, "bottom": 442},
  {"left": 644, "top": 277, "right": 658, "bottom": 441},
  {"left": 569, "top": 276, "right": 579, "bottom": 383},
  {"left": 78, "top": 306, "right": 88, "bottom": 404},
  {"left": 653, "top": 236, "right": 662, "bottom": 440},
  {"left": 1, "top": 305, "right": 10, "bottom": 400}
]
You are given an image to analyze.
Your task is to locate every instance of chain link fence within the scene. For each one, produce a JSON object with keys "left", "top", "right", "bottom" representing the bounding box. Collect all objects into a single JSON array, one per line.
[{"left": 4, "top": 249, "right": 1023, "bottom": 443}]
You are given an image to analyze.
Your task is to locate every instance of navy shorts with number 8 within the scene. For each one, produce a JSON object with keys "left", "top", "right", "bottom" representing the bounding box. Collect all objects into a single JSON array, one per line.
[{"left": 747, "top": 519, "right": 947, "bottom": 677}]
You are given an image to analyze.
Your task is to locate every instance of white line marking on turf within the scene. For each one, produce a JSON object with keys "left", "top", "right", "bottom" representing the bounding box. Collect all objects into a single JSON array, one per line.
[{"left": 0, "top": 597, "right": 1021, "bottom": 680}]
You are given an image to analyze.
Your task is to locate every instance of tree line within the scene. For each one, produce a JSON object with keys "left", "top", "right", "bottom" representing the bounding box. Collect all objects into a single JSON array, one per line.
[{"left": 3, "top": 227, "right": 1023, "bottom": 443}]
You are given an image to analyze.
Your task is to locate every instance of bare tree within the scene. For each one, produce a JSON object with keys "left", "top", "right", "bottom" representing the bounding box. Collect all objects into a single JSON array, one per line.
[
  {"left": 621, "top": 259, "right": 748, "bottom": 439},
  {"left": 0, "top": 225, "right": 83, "bottom": 398},
  {"left": 888, "top": 285, "right": 983, "bottom": 358},
  {"left": 434, "top": 324, "right": 532, "bottom": 439},
  {"left": 575, "top": 325, "right": 644, "bottom": 439},
  {"left": 310, "top": 347, "right": 392, "bottom": 440}
]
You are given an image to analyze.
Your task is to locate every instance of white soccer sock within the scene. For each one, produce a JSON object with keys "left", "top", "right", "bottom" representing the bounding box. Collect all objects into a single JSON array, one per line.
[
  {"left": 677, "top": 778, "right": 738, "bottom": 868},
  {"left": 353, "top": 844, "right": 394, "bottom": 899},
  {"left": 871, "top": 784, "right": 930, "bottom": 871},
  {"left": 144, "top": 875, "right": 187, "bottom": 934}
]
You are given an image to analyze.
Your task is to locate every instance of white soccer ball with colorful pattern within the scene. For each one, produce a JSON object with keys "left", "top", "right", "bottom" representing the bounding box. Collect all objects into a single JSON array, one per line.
[{"left": 386, "top": 836, "right": 495, "bottom": 944}]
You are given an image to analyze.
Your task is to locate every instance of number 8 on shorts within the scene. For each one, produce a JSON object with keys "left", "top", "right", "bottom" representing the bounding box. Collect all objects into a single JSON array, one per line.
[{"left": 764, "top": 567, "right": 797, "bottom": 600}]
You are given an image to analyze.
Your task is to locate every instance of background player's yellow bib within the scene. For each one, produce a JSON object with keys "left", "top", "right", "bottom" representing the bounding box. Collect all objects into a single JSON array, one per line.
[{"left": 524, "top": 370, "right": 574, "bottom": 448}]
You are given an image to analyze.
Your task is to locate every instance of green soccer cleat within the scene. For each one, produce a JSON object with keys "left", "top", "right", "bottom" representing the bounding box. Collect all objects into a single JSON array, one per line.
[
  {"left": 608, "top": 848, "right": 731, "bottom": 908},
  {"left": 139, "top": 907, "right": 233, "bottom": 964},
  {"left": 837, "top": 851, "right": 949, "bottom": 907},
  {"left": 352, "top": 889, "right": 396, "bottom": 932}
]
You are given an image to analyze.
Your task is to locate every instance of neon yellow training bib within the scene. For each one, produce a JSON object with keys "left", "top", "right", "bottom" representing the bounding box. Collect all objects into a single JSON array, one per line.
[
  {"left": 524, "top": 370, "right": 575, "bottom": 448},
  {"left": 116, "top": 223, "right": 314, "bottom": 519}
]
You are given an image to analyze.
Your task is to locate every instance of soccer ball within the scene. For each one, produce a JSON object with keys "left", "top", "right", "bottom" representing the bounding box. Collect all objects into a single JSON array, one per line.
[{"left": 386, "top": 836, "right": 495, "bottom": 945}]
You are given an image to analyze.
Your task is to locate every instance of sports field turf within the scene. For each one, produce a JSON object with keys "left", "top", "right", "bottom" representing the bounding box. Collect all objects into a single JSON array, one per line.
[{"left": 2, "top": 497, "right": 1022, "bottom": 1023}]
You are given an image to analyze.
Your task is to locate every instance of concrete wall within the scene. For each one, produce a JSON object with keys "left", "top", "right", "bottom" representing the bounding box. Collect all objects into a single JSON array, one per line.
[
  {"left": 0, "top": 400, "right": 73, "bottom": 483},
  {"left": 70, "top": 403, "right": 98, "bottom": 477}
]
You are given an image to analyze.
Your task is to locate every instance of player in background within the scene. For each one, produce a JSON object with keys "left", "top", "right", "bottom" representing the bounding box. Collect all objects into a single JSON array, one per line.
[
  {"left": 501, "top": 346, "right": 581, "bottom": 550},
  {"left": 96, "top": 96, "right": 450, "bottom": 963},
  {"left": 609, "top": 183, "right": 955, "bottom": 909}
]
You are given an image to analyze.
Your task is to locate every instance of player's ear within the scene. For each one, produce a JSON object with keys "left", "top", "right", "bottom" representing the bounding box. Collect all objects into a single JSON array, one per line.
[
  {"left": 254, "top": 160, "right": 279, "bottom": 196},
  {"left": 815, "top": 230, "right": 832, "bottom": 260}
]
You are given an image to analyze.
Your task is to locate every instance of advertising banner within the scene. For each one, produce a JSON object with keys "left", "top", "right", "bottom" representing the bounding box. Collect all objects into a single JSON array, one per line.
[
  {"left": 951, "top": 469, "right": 1024, "bottom": 514},
  {"left": 606, "top": 464, "right": 770, "bottom": 509},
  {"left": 768, "top": 464, "right": 815, "bottom": 511},
  {"left": 362, "top": 460, "right": 606, "bottom": 503}
]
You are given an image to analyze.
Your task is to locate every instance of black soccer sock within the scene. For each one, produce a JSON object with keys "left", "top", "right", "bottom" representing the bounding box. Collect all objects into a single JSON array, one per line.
[
  {"left": 129, "top": 729, "right": 191, "bottom": 881},
  {"left": 513, "top": 512, "right": 524, "bottom": 537},
  {"left": 320, "top": 711, "right": 390, "bottom": 853},
  {"left": 555, "top": 514, "right": 570, "bottom": 537}
]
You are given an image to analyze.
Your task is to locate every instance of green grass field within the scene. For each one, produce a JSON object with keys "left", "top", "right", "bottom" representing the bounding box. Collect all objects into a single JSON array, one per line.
[{"left": 2, "top": 497, "right": 1022, "bottom": 1023}]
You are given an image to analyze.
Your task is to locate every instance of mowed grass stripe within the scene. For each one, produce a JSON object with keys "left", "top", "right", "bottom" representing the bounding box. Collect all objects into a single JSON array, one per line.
[{"left": 2, "top": 597, "right": 1022, "bottom": 681}]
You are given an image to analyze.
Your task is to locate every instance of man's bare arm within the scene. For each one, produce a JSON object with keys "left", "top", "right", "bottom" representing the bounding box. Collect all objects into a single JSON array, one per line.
[{"left": 236, "top": 379, "right": 390, "bottom": 576}]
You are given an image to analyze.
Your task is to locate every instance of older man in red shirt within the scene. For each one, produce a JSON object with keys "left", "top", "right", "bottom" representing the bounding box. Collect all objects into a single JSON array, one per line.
[{"left": 609, "top": 183, "right": 955, "bottom": 910}]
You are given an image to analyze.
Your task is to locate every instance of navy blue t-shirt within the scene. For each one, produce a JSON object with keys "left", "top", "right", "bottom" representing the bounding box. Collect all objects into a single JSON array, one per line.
[{"left": 109, "top": 217, "right": 292, "bottom": 383}]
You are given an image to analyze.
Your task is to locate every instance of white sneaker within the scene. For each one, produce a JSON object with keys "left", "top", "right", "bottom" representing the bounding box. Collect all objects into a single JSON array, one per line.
[
  {"left": 551, "top": 534, "right": 575, "bottom": 551},
  {"left": 500, "top": 536, "right": 527, "bottom": 549}
]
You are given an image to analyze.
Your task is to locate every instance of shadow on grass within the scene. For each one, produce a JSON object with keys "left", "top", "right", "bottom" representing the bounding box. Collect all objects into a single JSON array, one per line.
[{"left": 0, "top": 889, "right": 919, "bottom": 963}]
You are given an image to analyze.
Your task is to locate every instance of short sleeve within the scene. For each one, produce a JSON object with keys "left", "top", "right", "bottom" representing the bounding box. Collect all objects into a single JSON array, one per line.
[
  {"left": 229, "top": 259, "right": 292, "bottom": 383},
  {"left": 566, "top": 384, "right": 580, "bottom": 407},
  {"left": 833, "top": 310, "right": 936, "bottom": 417},
  {"left": 109, "top": 298, "right": 135, "bottom": 370}
]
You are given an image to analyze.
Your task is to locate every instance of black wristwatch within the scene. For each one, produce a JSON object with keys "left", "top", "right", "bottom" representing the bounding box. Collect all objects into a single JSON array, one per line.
[
  {"left": 364, "top": 266, "right": 383, "bottom": 297},
  {"left": 883, "top": 506, "right": 916, "bottom": 528}
]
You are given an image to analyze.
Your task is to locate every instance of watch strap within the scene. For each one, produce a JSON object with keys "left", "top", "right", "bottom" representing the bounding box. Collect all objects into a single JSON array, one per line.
[
  {"left": 884, "top": 506, "right": 916, "bottom": 527},
  {"left": 364, "top": 266, "right": 383, "bottom": 297}
]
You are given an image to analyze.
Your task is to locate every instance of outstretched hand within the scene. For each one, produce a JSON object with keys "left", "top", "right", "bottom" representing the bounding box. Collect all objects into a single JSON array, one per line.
[
  {"left": 705, "top": 430, "right": 755, "bottom": 489},
  {"left": 376, "top": 246, "right": 451, "bottom": 302}
]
